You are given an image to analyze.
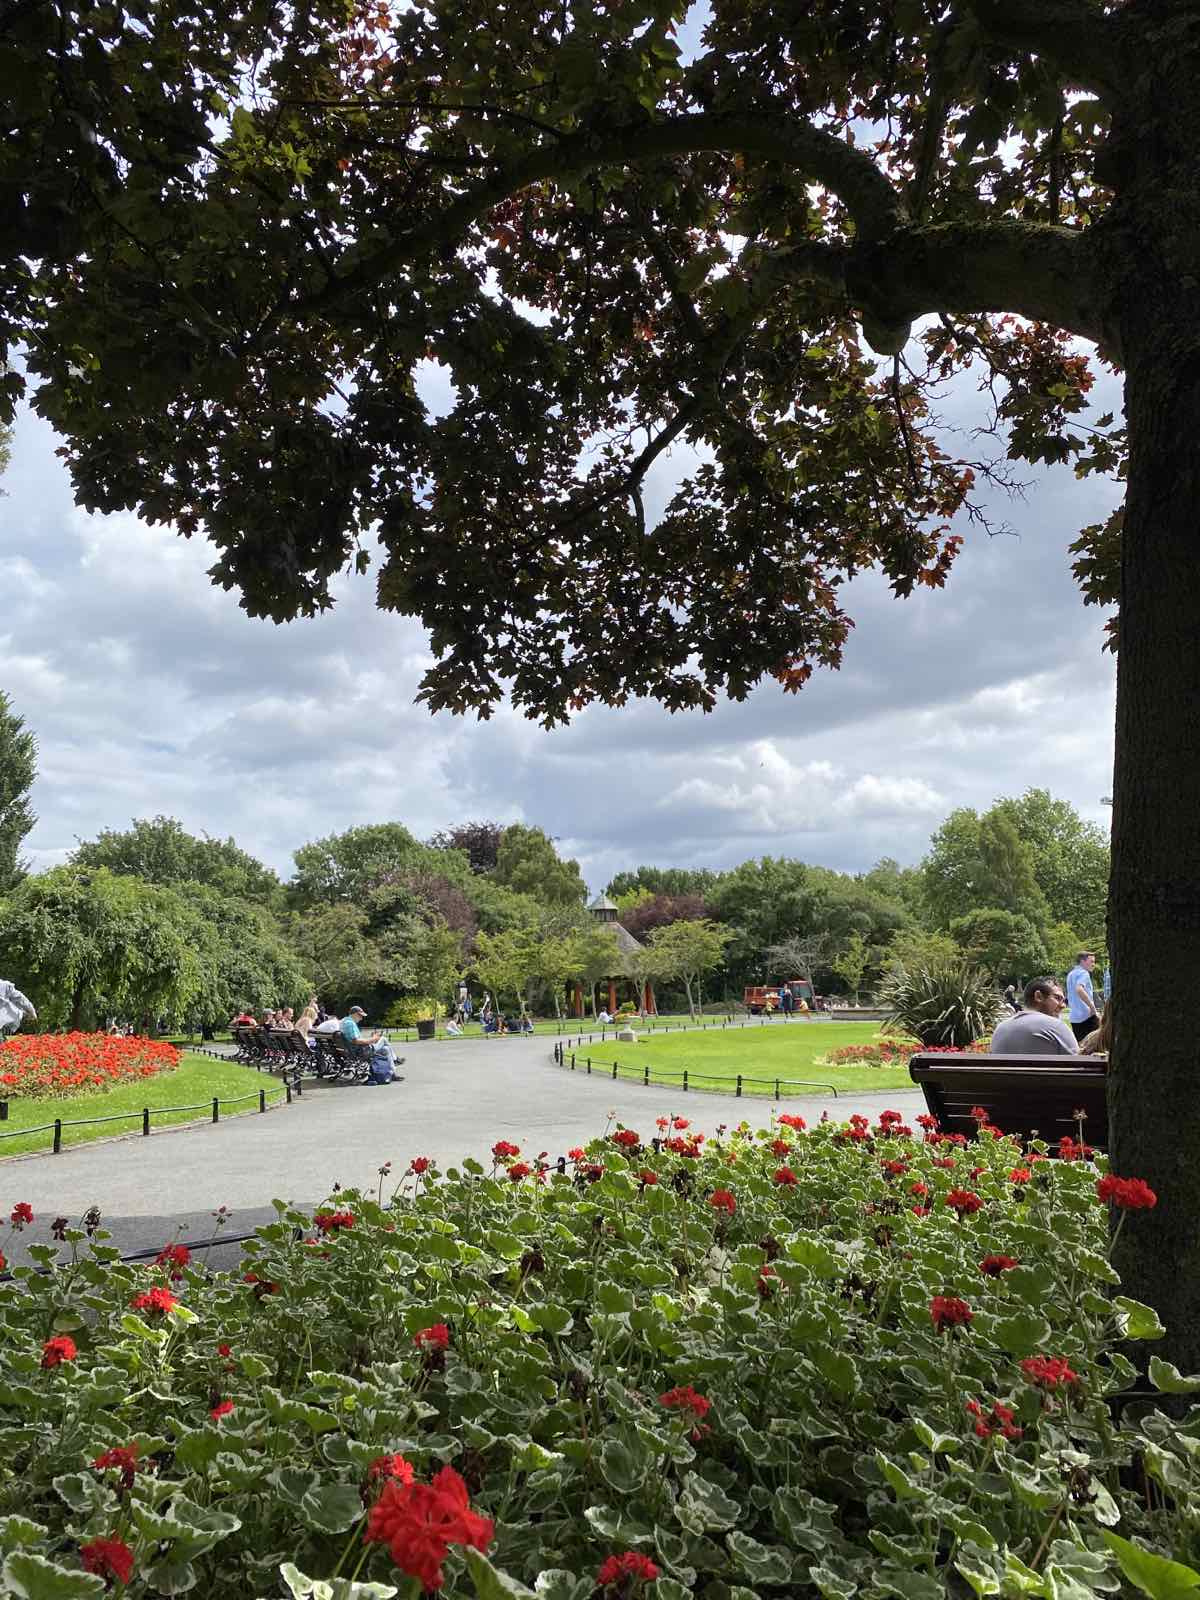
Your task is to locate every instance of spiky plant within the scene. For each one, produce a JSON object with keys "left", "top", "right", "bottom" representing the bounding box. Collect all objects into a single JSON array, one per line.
[{"left": 879, "top": 961, "right": 1001, "bottom": 1048}]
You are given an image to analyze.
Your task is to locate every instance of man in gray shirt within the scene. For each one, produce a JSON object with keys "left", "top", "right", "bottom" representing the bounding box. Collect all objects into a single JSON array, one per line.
[{"left": 989, "top": 977, "right": 1079, "bottom": 1055}]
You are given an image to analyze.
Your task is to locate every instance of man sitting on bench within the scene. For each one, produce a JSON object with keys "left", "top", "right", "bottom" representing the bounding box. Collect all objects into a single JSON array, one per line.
[
  {"left": 989, "top": 977, "right": 1079, "bottom": 1055},
  {"left": 341, "top": 1004, "right": 402, "bottom": 1083}
]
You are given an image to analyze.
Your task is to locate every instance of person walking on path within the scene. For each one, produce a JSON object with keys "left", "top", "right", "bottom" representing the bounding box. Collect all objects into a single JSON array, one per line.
[
  {"left": 1065, "top": 951, "right": 1100, "bottom": 1044},
  {"left": 0, "top": 978, "right": 36, "bottom": 1037},
  {"left": 989, "top": 977, "right": 1079, "bottom": 1055}
]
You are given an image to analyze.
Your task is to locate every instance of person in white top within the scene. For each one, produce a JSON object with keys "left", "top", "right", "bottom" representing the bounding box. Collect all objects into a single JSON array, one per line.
[{"left": 0, "top": 979, "right": 37, "bottom": 1036}]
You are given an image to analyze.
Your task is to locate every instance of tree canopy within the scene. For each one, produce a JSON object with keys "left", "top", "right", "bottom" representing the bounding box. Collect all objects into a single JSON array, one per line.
[
  {"left": 491, "top": 825, "right": 587, "bottom": 906},
  {"left": 0, "top": 691, "right": 36, "bottom": 896},
  {"left": 73, "top": 815, "right": 282, "bottom": 906}
]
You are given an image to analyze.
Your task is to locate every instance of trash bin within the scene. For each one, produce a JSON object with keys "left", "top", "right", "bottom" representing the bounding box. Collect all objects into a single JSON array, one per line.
[{"left": 416, "top": 1018, "right": 436, "bottom": 1040}]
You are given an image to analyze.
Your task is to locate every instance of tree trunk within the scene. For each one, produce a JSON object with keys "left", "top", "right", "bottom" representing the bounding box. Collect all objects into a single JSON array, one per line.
[
  {"left": 1106, "top": 34, "right": 1200, "bottom": 1370},
  {"left": 683, "top": 976, "right": 696, "bottom": 1019}
]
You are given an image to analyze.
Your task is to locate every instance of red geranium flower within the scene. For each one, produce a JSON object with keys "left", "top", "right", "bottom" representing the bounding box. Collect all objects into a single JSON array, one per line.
[
  {"left": 1021, "top": 1355, "right": 1079, "bottom": 1391},
  {"left": 638, "top": 1169, "right": 659, "bottom": 1186},
  {"left": 1009, "top": 1167, "right": 1032, "bottom": 1184},
  {"left": 881, "top": 1159, "right": 908, "bottom": 1177},
  {"left": 410, "top": 1157, "right": 431, "bottom": 1175},
  {"left": 131, "top": 1286, "right": 177, "bottom": 1316},
  {"left": 414, "top": 1324, "right": 450, "bottom": 1351},
  {"left": 909, "top": 1181, "right": 930, "bottom": 1198},
  {"left": 1058, "top": 1135, "right": 1094, "bottom": 1162},
  {"left": 93, "top": 1444, "right": 139, "bottom": 1489},
  {"left": 945, "top": 1189, "right": 983, "bottom": 1217},
  {"left": 41, "top": 1334, "right": 77, "bottom": 1368},
  {"left": 81, "top": 1538, "right": 134, "bottom": 1585},
  {"left": 507, "top": 1162, "right": 532, "bottom": 1181},
  {"left": 1096, "top": 1175, "right": 1158, "bottom": 1210},
  {"left": 155, "top": 1242, "right": 191, "bottom": 1276},
  {"left": 369, "top": 1453, "right": 416, "bottom": 1485},
  {"left": 655, "top": 1118, "right": 669, "bottom": 1129},
  {"left": 930, "top": 1296, "right": 973, "bottom": 1332},
  {"left": 365, "top": 1464, "right": 493, "bottom": 1591},
  {"left": 708, "top": 1189, "right": 736, "bottom": 1215},
  {"left": 313, "top": 1209, "right": 356, "bottom": 1233},
  {"left": 773, "top": 1166, "right": 798, "bottom": 1187},
  {"left": 769, "top": 1138, "right": 791, "bottom": 1157},
  {"left": 612, "top": 1129, "right": 640, "bottom": 1148},
  {"left": 778, "top": 1114, "right": 806, "bottom": 1131},
  {"left": 10, "top": 1202, "right": 33, "bottom": 1229},
  {"left": 491, "top": 1140, "right": 520, "bottom": 1161},
  {"left": 211, "top": 1398, "right": 235, "bottom": 1420},
  {"left": 979, "top": 1255, "right": 1020, "bottom": 1277},
  {"left": 217, "top": 1342, "right": 233, "bottom": 1358},
  {"left": 967, "top": 1399, "right": 1023, "bottom": 1442},
  {"left": 931, "top": 1157, "right": 955, "bottom": 1170},
  {"left": 567, "top": 1147, "right": 586, "bottom": 1161},
  {"left": 597, "top": 1552, "right": 660, "bottom": 1588},
  {"left": 671, "top": 1117, "right": 689, "bottom": 1130},
  {"left": 659, "top": 1385, "right": 711, "bottom": 1420}
]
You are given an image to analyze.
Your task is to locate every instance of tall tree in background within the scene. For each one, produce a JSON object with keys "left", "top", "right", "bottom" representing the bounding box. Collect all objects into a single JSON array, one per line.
[
  {"left": 73, "top": 815, "right": 282, "bottom": 906},
  {"left": 993, "top": 789, "right": 1110, "bottom": 941},
  {"left": 492, "top": 825, "right": 587, "bottom": 907},
  {"left": 428, "top": 821, "right": 505, "bottom": 875},
  {"left": 7, "top": 0, "right": 1199, "bottom": 1356},
  {"left": 649, "top": 919, "right": 733, "bottom": 1020},
  {"left": 0, "top": 692, "right": 36, "bottom": 894}
]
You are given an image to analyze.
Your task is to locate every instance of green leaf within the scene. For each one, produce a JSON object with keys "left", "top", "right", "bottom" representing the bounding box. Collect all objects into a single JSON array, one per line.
[
  {"left": 875, "top": 1452, "right": 926, "bottom": 1501},
  {"left": 1149, "top": 1356, "right": 1200, "bottom": 1394},
  {"left": 912, "top": 1417, "right": 960, "bottom": 1455},
  {"left": 1102, "top": 1534, "right": 1200, "bottom": 1600},
  {"left": 785, "top": 1238, "right": 839, "bottom": 1278},
  {"left": 991, "top": 1310, "right": 1052, "bottom": 1356},
  {"left": 0, "top": 1518, "right": 48, "bottom": 1553},
  {"left": 279, "top": 1564, "right": 398, "bottom": 1599},
  {"left": 813, "top": 1348, "right": 858, "bottom": 1396},
  {"left": 1, "top": 1553, "right": 105, "bottom": 1600},
  {"left": 677, "top": 1472, "right": 741, "bottom": 1532},
  {"left": 465, "top": 1549, "right": 537, "bottom": 1599},
  {"left": 533, "top": 1574, "right": 586, "bottom": 1600},
  {"left": 530, "top": 1303, "right": 573, "bottom": 1336},
  {"left": 300, "top": 1483, "right": 365, "bottom": 1535},
  {"left": 599, "top": 1439, "right": 647, "bottom": 1494},
  {"left": 1114, "top": 1297, "right": 1167, "bottom": 1341},
  {"left": 726, "top": 1532, "right": 792, "bottom": 1585},
  {"left": 809, "top": 1565, "right": 857, "bottom": 1600}
]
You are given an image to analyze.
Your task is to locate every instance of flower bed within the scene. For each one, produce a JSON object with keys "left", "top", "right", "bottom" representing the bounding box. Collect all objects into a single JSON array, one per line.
[
  {"left": 0, "top": 1113, "right": 1195, "bottom": 1599},
  {"left": 0, "top": 1033, "right": 180, "bottom": 1100},
  {"left": 822, "top": 1036, "right": 989, "bottom": 1066}
]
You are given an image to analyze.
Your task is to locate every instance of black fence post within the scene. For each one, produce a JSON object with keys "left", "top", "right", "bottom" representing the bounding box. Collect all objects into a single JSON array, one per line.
[
  {"left": 571, "top": 1052, "right": 576, "bottom": 1071},
  {"left": 0, "top": 1100, "right": 7, "bottom": 1121},
  {"left": 612, "top": 1062, "right": 618, "bottom": 1081},
  {"left": 142, "top": 1107, "right": 151, "bottom": 1136},
  {"left": 286, "top": 1082, "right": 293, "bottom": 1104},
  {"left": 683, "top": 1070, "right": 688, "bottom": 1092},
  {"left": 53, "top": 1118, "right": 62, "bottom": 1154},
  {"left": 775, "top": 1078, "right": 781, "bottom": 1099},
  {"left": 643, "top": 1061, "right": 649, "bottom": 1086},
  {"left": 212, "top": 1097, "right": 220, "bottom": 1124},
  {"left": 586, "top": 1057, "right": 591, "bottom": 1076},
  {"left": 736, "top": 1074, "right": 743, "bottom": 1097},
  {"left": 259, "top": 1089, "right": 266, "bottom": 1114}
]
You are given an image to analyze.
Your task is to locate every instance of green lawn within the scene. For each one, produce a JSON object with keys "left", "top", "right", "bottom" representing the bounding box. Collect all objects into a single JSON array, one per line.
[
  {"left": 557, "top": 1020, "right": 917, "bottom": 1098},
  {"left": 0, "top": 1052, "right": 289, "bottom": 1159}
]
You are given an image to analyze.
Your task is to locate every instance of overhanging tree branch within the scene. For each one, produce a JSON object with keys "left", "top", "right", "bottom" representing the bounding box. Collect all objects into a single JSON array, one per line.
[{"left": 962, "top": 0, "right": 1125, "bottom": 98}]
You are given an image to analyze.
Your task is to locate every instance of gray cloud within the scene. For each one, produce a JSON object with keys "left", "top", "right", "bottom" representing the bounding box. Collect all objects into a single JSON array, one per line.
[{"left": 1, "top": 359, "right": 1119, "bottom": 893}]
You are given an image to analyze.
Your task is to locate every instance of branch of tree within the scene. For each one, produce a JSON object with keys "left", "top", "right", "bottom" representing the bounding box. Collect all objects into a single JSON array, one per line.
[{"left": 962, "top": 0, "right": 1125, "bottom": 98}]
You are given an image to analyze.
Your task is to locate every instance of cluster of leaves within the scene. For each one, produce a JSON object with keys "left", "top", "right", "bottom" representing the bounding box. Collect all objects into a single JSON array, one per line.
[
  {"left": 1, "top": 1112, "right": 1198, "bottom": 1599},
  {"left": 0, "top": 1034, "right": 180, "bottom": 1101},
  {"left": 880, "top": 961, "right": 1003, "bottom": 1047}
]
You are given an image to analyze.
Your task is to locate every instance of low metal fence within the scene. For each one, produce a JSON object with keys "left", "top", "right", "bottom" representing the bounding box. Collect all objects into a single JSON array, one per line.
[
  {"left": 556, "top": 1012, "right": 831, "bottom": 1052},
  {"left": 551, "top": 1041, "right": 837, "bottom": 1099},
  {"left": 0, "top": 1079, "right": 296, "bottom": 1156}
]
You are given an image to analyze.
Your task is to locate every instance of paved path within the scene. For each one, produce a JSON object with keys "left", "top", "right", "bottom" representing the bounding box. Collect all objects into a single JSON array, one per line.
[{"left": 0, "top": 1040, "right": 922, "bottom": 1263}]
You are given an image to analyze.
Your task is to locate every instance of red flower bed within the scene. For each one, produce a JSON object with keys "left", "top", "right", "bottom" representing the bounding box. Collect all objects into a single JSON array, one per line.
[{"left": 0, "top": 1033, "right": 180, "bottom": 1100}]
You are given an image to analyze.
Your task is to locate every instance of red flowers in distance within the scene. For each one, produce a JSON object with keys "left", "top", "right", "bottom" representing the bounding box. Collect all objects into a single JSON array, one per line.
[
  {"left": 659, "top": 1385, "right": 711, "bottom": 1420},
  {"left": 1021, "top": 1355, "right": 1080, "bottom": 1390},
  {"left": 80, "top": 1538, "right": 135, "bottom": 1585},
  {"left": 211, "top": 1398, "right": 236, "bottom": 1420},
  {"left": 773, "top": 1167, "right": 798, "bottom": 1187},
  {"left": 507, "top": 1163, "right": 532, "bottom": 1182},
  {"left": 365, "top": 1464, "right": 493, "bottom": 1590},
  {"left": 1096, "top": 1175, "right": 1158, "bottom": 1210},
  {"left": 0, "top": 1032, "right": 179, "bottom": 1100},
  {"left": 930, "top": 1296, "right": 973, "bottom": 1332},
  {"left": 967, "top": 1399, "right": 1023, "bottom": 1442},
  {"left": 778, "top": 1114, "right": 806, "bottom": 1130},
  {"left": 41, "top": 1334, "right": 78, "bottom": 1368},
  {"left": 10, "top": 1202, "right": 33, "bottom": 1228},
  {"left": 155, "top": 1242, "right": 191, "bottom": 1277},
  {"left": 979, "top": 1255, "right": 1020, "bottom": 1277},
  {"left": 598, "top": 1552, "right": 660, "bottom": 1589},
  {"left": 946, "top": 1189, "right": 983, "bottom": 1218},
  {"left": 638, "top": 1170, "right": 659, "bottom": 1186},
  {"left": 708, "top": 1189, "right": 736, "bottom": 1215},
  {"left": 414, "top": 1324, "right": 450, "bottom": 1351}
]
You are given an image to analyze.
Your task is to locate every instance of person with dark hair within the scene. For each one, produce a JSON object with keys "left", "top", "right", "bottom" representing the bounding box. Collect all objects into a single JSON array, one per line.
[
  {"left": 989, "top": 978, "right": 1079, "bottom": 1055},
  {"left": 1079, "top": 1000, "right": 1114, "bottom": 1056},
  {"left": 1065, "top": 951, "right": 1100, "bottom": 1044}
]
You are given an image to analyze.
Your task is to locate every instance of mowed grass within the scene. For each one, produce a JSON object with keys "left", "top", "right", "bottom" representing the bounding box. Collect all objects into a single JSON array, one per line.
[
  {"left": 559, "top": 1021, "right": 917, "bottom": 1098},
  {"left": 0, "top": 1052, "right": 288, "bottom": 1159}
]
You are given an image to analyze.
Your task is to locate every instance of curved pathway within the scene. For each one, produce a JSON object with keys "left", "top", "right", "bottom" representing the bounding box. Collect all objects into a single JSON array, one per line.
[{"left": 0, "top": 1039, "right": 922, "bottom": 1261}]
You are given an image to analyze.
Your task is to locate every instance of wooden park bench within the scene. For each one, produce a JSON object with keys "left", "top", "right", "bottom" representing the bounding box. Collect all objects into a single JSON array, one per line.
[{"left": 908, "top": 1053, "right": 1108, "bottom": 1149}]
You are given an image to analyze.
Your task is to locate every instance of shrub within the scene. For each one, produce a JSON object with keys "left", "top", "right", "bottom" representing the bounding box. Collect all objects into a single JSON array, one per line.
[
  {"left": 823, "top": 1035, "right": 921, "bottom": 1065},
  {"left": 0, "top": 1117, "right": 1193, "bottom": 1598},
  {"left": 383, "top": 997, "right": 447, "bottom": 1027},
  {"left": 880, "top": 960, "right": 1002, "bottom": 1046},
  {"left": 0, "top": 1033, "right": 179, "bottom": 1100}
]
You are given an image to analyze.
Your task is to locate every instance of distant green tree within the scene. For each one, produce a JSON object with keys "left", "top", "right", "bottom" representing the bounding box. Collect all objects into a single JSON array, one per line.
[
  {"left": 708, "top": 858, "right": 820, "bottom": 986},
  {"left": 0, "top": 691, "right": 37, "bottom": 895},
  {"left": 472, "top": 928, "right": 540, "bottom": 1017},
  {"left": 73, "top": 815, "right": 282, "bottom": 906},
  {"left": 606, "top": 866, "right": 722, "bottom": 900},
  {"left": 992, "top": 789, "right": 1109, "bottom": 941},
  {"left": 881, "top": 927, "right": 960, "bottom": 976},
  {"left": 575, "top": 923, "right": 625, "bottom": 1017},
  {"left": 830, "top": 932, "right": 871, "bottom": 999},
  {"left": 284, "top": 903, "right": 391, "bottom": 1010},
  {"left": 648, "top": 919, "right": 733, "bottom": 1020},
  {"left": 427, "top": 820, "right": 504, "bottom": 875},
  {"left": 948, "top": 909, "right": 1049, "bottom": 983},
  {"left": 976, "top": 813, "right": 1050, "bottom": 927},
  {"left": 179, "top": 885, "right": 311, "bottom": 1029},
  {"left": 492, "top": 825, "right": 586, "bottom": 906},
  {"left": 859, "top": 857, "right": 928, "bottom": 921},
  {"left": 924, "top": 808, "right": 1049, "bottom": 931},
  {"left": 290, "top": 822, "right": 467, "bottom": 907}
]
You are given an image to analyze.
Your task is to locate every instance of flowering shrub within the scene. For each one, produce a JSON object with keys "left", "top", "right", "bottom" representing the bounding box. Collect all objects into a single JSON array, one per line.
[
  {"left": 0, "top": 1118, "right": 1196, "bottom": 1599},
  {"left": 823, "top": 1036, "right": 990, "bottom": 1067},
  {"left": 0, "top": 1032, "right": 179, "bottom": 1100}
]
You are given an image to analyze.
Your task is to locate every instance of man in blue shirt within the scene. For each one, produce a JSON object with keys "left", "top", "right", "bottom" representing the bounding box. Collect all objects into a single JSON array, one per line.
[
  {"left": 1064, "top": 952, "right": 1100, "bottom": 1044},
  {"left": 341, "top": 1005, "right": 402, "bottom": 1083}
]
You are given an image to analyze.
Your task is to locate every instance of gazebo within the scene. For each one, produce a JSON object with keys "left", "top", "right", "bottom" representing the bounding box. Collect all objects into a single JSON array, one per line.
[{"left": 573, "top": 895, "right": 656, "bottom": 1017}]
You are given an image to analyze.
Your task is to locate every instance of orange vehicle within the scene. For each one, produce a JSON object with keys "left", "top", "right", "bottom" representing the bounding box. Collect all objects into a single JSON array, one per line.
[{"left": 743, "top": 979, "right": 817, "bottom": 1014}]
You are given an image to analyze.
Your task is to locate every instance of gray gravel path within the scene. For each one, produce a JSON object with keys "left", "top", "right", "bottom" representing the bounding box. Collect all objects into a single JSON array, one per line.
[{"left": 0, "top": 1039, "right": 922, "bottom": 1262}]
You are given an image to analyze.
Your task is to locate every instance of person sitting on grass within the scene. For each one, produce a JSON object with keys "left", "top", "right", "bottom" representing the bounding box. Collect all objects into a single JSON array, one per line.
[
  {"left": 341, "top": 1004, "right": 403, "bottom": 1084},
  {"left": 989, "top": 977, "right": 1079, "bottom": 1055},
  {"left": 445, "top": 1017, "right": 463, "bottom": 1036}
]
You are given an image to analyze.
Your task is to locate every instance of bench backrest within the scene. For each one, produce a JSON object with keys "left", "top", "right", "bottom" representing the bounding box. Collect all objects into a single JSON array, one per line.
[{"left": 908, "top": 1055, "right": 1108, "bottom": 1149}]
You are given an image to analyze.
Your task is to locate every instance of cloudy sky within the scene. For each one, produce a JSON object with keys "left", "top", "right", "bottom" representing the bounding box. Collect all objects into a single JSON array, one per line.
[{"left": 1, "top": 350, "right": 1120, "bottom": 895}]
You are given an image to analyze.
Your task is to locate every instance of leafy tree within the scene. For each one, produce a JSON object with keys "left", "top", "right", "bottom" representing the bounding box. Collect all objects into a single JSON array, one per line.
[
  {"left": 830, "top": 932, "right": 871, "bottom": 999},
  {"left": 859, "top": 858, "right": 927, "bottom": 922},
  {"left": 527, "top": 927, "right": 584, "bottom": 1019},
  {"left": 399, "top": 920, "right": 464, "bottom": 1015},
  {"left": 290, "top": 823, "right": 466, "bottom": 908},
  {"left": 709, "top": 859, "right": 820, "bottom": 986},
  {"left": 1045, "top": 921, "right": 1091, "bottom": 978},
  {"left": 463, "top": 877, "right": 544, "bottom": 937},
  {"left": 922, "top": 810, "right": 987, "bottom": 930},
  {"left": 178, "top": 885, "right": 311, "bottom": 1030},
  {"left": 881, "top": 928, "right": 960, "bottom": 977},
  {"left": 0, "top": 867, "right": 203, "bottom": 1030},
  {"left": 948, "top": 909, "right": 1050, "bottom": 983},
  {"left": 472, "top": 929, "right": 540, "bottom": 1017},
  {"left": 576, "top": 923, "right": 625, "bottom": 1017},
  {"left": 283, "top": 903, "right": 391, "bottom": 1010},
  {"left": 9, "top": 0, "right": 1198, "bottom": 1354},
  {"left": 0, "top": 691, "right": 36, "bottom": 895},
  {"left": 428, "top": 820, "right": 505, "bottom": 875},
  {"left": 492, "top": 825, "right": 586, "bottom": 907},
  {"left": 620, "top": 892, "right": 711, "bottom": 940},
  {"left": 73, "top": 815, "right": 281, "bottom": 906},
  {"left": 993, "top": 790, "right": 1110, "bottom": 941},
  {"left": 607, "top": 868, "right": 722, "bottom": 901},
  {"left": 648, "top": 919, "right": 733, "bottom": 1020},
  {"left": 924, "top": 809, "right": 1049, "bottom": 932},
  {"left": 622, "top": 940, "right": 666, "bottom": 1020},
  {"left": 976, "top": 814, "right": 1050, "bottom": 929}
]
